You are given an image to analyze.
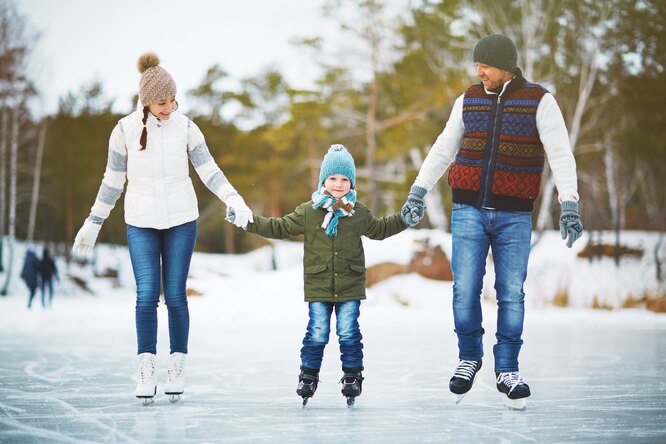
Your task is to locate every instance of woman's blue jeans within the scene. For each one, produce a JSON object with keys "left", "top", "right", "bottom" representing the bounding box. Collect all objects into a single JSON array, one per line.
[
  {"left": 300, "top": 300, "right": 363, "bottom": 370},
  {"left": 451, "top": 203, "right": 531, "bottom": 373},
  {"left": 127, "top": 220, "right": 197, "bottom": 355}
]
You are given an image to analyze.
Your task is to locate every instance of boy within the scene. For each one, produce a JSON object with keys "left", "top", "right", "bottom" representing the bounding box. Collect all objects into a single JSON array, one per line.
[{"left": 229, "top": 145, "right": 413, "bottom": 406}]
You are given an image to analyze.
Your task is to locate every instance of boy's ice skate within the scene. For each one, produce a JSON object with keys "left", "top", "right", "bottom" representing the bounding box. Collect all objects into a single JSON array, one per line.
[
  {"left": 296, "top": 368, "right": 319, "bottom": 407},
  {"left": 340, "top": 368, "right": 364, "bottom": 408},
  {"left": 496, "top": 371, "right": 530, "bottom": 410},
  {"left": 164, "top": 352, "right": 186, "bottom": 402},
  {"left": 449, "top": 359, "right": 482, "bottom": 404},
  {"left": 135, "top": 352, "right": 157, "bottom": 405}
]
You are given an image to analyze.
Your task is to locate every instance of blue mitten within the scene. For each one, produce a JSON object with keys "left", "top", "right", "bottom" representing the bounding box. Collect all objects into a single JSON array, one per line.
[
  {"left": 559, "top": 200, "right": 583, "bottom": 248},
  {"left": 400, "top": 185, "right": 427, "bottom": 228}
]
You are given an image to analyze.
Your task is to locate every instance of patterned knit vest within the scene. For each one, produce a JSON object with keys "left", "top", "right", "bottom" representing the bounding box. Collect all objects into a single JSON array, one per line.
[{"left": 447, "top": 76, "right": 548, "bottom": 212}]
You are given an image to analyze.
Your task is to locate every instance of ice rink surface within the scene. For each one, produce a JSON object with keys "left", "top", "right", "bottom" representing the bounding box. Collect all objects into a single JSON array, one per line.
[{"left": 1, "top": 291, "right": 665, "bottom": 444}]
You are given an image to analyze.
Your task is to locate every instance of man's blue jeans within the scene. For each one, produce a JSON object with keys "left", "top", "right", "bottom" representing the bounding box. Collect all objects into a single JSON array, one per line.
[
  {"left": 127, "top": 220, "right": 197, "bottom": 355},
  {"left": 451, "top": 203, "right": 531, "bottom": 373},
  {"left": 300, "top": 301, "right": 363, "bottom": 370}
]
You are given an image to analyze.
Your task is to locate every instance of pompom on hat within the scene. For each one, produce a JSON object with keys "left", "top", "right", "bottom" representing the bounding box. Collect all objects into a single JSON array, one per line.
[
  {"left": 319, "top": 144, "right": 356, "bottom": 188},
  {"left": 137, "top": 52, "right": 177, "bottom": 106},
  {"left": 473, "top": 34, "right": 518, "bottom": 73}
]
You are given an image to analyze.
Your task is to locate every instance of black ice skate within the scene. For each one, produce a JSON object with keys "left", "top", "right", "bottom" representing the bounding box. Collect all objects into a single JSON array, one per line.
[
  {"left": 496, "top": 371, "right": 531, "bottom": 410},
  {"left": 340, "top": 368, "right": 364, "bottom": 408},
  {"left": 296, "top": 368, "right": 320, "bottom": 407},
  {"left": 449, "top": 359, "right": 482, "bottom": 404}
]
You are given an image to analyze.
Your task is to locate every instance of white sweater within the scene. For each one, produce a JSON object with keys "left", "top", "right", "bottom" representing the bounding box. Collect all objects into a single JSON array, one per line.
[
  {"left": 87, "top": 110, "right": 239, "bottom": 229},
  {"left": 414, "top": 90, "right": 579, "bottom": 204}
]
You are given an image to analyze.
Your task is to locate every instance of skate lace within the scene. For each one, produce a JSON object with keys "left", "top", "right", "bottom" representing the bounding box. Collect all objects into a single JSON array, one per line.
[
  {"left": 138, "top": 355, "right": 155, "bottom": 384},
  {"left": 496, "top": 372, "right": 524, "bottom": 392},
  {"left": 167, "top": 355, "right": 185, "bottom": 383},
  {"left": 453, "top": 360, "right": 479, "bottom": 381}
]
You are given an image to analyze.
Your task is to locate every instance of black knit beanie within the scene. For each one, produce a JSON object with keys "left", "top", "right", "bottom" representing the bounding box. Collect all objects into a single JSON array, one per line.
[{"left": 473, "top": 34, "right": 517, "bottom": 73}]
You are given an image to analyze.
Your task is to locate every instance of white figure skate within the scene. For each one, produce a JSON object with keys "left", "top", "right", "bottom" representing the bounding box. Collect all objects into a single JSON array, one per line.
[
  {"left": 135, "top": 353, "right": 157, "bottom": 406},
  {"left": 164, "top": 352, "right": 186, "bottom": 402}
]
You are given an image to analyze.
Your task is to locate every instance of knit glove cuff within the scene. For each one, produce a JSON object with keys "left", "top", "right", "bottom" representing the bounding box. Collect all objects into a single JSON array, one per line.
[
  {"left": 561, "top": 200, "right": 578, "bottom": 213},
  {"left": 409, "top": 185, "right": 427, "bottom": 199}
]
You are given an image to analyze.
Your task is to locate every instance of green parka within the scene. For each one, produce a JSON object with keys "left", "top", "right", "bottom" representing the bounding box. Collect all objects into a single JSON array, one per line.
[{"left": 246, "top": 201, "right": 407, "bottom": 302}]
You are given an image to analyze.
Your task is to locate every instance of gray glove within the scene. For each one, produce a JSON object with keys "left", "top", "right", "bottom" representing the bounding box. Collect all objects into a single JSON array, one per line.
[
  {"left": 400, "top": 185, "right": 427, "bottom": 228},
  {"left": 559, "top": 200, "right": 583, "bottom": 248}
]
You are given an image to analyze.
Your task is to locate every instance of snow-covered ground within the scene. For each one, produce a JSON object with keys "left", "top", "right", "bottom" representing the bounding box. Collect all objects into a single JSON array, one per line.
[{"left": 1, "top": 230, "right": 665, "bottom": 443}]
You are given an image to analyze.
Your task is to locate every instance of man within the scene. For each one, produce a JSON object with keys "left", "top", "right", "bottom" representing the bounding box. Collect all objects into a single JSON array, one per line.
[{"left": 401, "top": 34, "right": 583, "bottom": 410}]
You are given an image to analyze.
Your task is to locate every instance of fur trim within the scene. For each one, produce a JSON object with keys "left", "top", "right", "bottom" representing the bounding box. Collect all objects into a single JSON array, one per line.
[{"left": 137, "top": 52, "right": 160, "bottom": 73}]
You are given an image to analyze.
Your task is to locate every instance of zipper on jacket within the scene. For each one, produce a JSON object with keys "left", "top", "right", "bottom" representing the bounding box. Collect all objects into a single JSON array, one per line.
[{"left": 480, "top": 93, "right": 504, "bottom": 207}]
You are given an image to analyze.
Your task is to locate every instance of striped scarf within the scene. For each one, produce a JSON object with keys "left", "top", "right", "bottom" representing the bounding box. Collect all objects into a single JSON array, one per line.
[{"left": 311, "top": 187, "right": 356, "bottom": 237}]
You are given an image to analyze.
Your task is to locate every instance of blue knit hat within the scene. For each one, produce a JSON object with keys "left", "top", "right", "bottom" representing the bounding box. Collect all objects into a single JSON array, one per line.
[{"left": 319, "top": 144, "right": 356, "bottom": 188}]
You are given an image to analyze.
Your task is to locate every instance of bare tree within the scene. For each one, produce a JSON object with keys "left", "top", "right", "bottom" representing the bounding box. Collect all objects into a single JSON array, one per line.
[
  {"left": 0, "top": 0, "right": 38, "bottom": 295},
  {"left": 27, "top": 120, "right": 46, "bottom": 241},
  {"left": 1, "top": 102, "right": 18, "bottom": 295},
  {"left": 0, "top": 107, "right": 7, "bottom": 272}
]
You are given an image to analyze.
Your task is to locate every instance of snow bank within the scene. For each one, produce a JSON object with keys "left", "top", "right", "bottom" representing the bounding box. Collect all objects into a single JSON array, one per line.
[{"left": 0, "top": 230, "right": 663, "bottom": 313}]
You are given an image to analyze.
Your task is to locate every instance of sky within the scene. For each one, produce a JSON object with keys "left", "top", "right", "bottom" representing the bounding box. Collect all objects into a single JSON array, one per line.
[{"left": 16, "top": 0, "right": 411, "bottom": 117}]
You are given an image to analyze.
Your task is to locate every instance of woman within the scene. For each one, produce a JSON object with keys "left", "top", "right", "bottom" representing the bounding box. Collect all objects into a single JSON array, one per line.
[{"left": 72, "top": 53, "right": 253, "bottom": 404}]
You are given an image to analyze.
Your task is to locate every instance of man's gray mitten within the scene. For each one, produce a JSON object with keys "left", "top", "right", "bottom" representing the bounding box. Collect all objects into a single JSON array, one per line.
[
  {"left": 400, "top": 185, "right": 427, "bottom": 228},
  {"left": 559, "top": 200, "right": 583, "bottom": 248}
]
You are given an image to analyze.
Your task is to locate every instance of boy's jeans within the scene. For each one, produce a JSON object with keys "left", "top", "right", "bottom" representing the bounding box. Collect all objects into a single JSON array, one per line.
[
  {"left": 451, "top": 203, "right": 531, "bottom": 373},
  {"left": 300, "top": 300, "right": 363, "bottom": 370},
  {"left": 127, "top": 220, "right": 197, "bottom": 355}
]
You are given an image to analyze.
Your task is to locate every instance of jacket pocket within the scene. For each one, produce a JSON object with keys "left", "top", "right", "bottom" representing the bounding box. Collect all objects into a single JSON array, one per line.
[
  {"left": 349, "top": 264, "right": 365, "bottom": 273},
  {"left": 304, "top": 264, "right": 327, "bottom": 274}
]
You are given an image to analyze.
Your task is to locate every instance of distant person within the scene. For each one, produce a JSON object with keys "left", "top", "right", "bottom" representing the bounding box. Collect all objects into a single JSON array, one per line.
[
  {"left": 21, "top": 248, "right": 41, "bottom": 309},
  {"left": 228, "top": 145, "right": 414, "bottom": 407},
  {"left": 72, "top": 53, "right": 253, "bottom": 405},
  {"left": 401, "top": 34, "right": 583, "bottom": 409},
  {"left": 40, "top": 247, "right": 58, "bottom": 307}
]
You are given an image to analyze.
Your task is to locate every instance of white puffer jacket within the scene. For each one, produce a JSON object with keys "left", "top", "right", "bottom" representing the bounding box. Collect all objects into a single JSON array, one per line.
[{"left": 87, "top": 109, "right": 239, "bottom": 229}]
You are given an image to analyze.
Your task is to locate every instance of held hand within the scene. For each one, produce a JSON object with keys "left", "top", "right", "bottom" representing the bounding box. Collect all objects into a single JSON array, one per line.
[
  {"left": 225, "top": 194, "right": 254, "bottom": 229},
  {"left": 400, "top": 185, "right": 427, "bottom": 228},
  {"left": 225, "top": 207, "right": 249, "bottom": 231},
  {"left": 559, "top": 200, "right": 583, "bottom": 248},
  {"left": 72, "top": 220, "right": 102, "bottom": 257}
]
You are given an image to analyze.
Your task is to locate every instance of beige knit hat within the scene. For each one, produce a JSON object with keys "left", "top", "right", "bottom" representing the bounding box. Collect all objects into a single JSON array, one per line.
[{"left": 137, "top": 53, "right": 177, "bottom": 106}]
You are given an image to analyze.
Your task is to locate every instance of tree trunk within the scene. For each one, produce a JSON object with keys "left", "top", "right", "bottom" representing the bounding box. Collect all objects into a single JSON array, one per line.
[
  {"left": 0, "top": 108, "right": 7, "bottom": 273},
  {"left": 307, "top": 137, "right": 319, "bottom": 190},
  {"left": 27, "top": 121, "right": 46, "bottom": 242},
  {"left": 603, "top": 134, "right": 623, "bottom": 266},
  {"left": 224, "top": 222, "right": 235, "bottom": 254},
  {"left": 65, "top": 117, "right": 74, "bottom": 248},
  {"left": 535, "top": 56, "right": 598, "bottom": 232},
  {"left": 269, "top": 150, "right": 282, "bottom": 217},
  {"left": 1, "top": 105, "right": 19, "bottom": 295},
  {"left": 365, "top": 74, "right": 378, "bottom": 213}
]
